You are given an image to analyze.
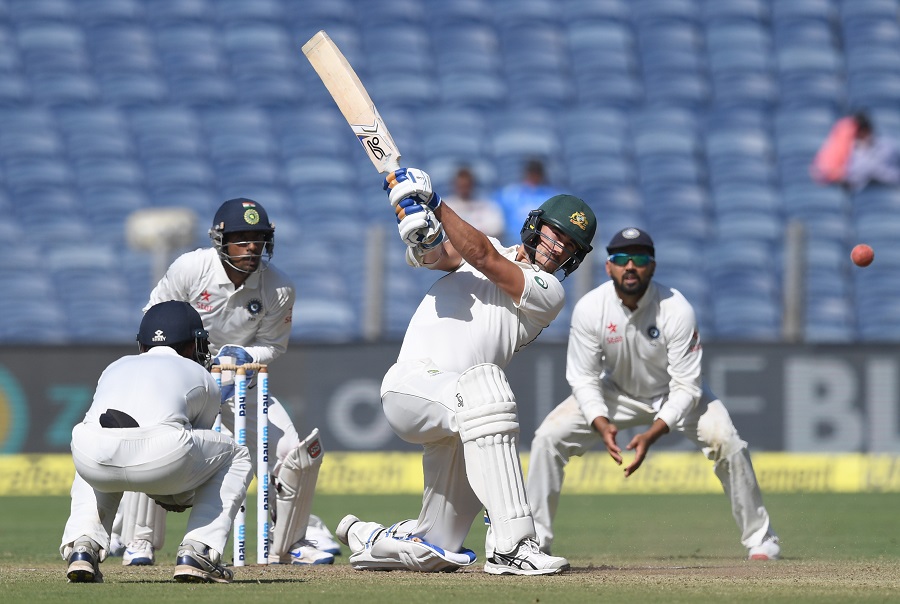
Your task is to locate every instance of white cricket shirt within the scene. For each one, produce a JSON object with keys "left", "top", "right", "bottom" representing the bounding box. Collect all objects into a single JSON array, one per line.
[
  {"left": 146, "top": 248, "right": 295, "bottom": 364},
  {"left": 567, "top": 280, "right": 703, "bottom": 428},
  {"left": 397, "top": 241, "right": 565, "bottom": 373},
  {"left": 82, "top": 346, "right": 221, "bottom": 430}
]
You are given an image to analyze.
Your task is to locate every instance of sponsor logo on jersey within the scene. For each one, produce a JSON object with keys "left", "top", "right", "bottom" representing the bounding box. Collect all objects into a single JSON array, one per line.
[
  {"left": 534, "top": 276, "right": 548, "bottom": 289},
  {"left": 647, "top": 326, "right": 660, "bottom": 339}
]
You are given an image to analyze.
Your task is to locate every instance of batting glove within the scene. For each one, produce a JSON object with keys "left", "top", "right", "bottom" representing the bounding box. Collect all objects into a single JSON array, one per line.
[
  {"left": 384, "top": 168, "right": 442, "bottom": 210},
  {"left": 396, "top": 200, "right": 445, "bottom": 249}
]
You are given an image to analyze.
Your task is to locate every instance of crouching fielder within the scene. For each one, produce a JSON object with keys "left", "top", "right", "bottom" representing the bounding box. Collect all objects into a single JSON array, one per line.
[
  {"left": 337, "top": 167, "right": 597, "bottom": 575},
  {"left": 527, "top": 227, "right": 781, "bottom": 561}
]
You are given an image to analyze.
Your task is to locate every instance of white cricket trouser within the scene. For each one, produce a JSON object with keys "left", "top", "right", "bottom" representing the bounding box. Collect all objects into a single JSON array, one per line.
[
  {"left": 61, "top": 422, "right": 252, "bottom": 560},
  {"left": 527, "top": 386, "right": 772, "bottom": 554},
  {"left": 379, "top": 360, "right": 487, "bottom": 554}
]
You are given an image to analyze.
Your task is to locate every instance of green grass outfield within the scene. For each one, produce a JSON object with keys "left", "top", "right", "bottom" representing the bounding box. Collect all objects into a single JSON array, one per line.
[{"left": 1, "top": 493, "right": 898, "bottom": 603}]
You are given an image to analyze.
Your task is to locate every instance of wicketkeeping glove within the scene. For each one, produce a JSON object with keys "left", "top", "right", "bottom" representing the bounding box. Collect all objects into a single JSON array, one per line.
[
  {"left": 384, "top": 168, "right": 442, "bottom": 210},
  {"left": 213, "top": 344, "right": 255, "bottom": 402}
]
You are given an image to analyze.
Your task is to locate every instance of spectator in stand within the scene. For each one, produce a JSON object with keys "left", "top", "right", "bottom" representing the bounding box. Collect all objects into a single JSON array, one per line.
[
  {"left": 811, "top": 111, "right": 900, "bottom": 192},
  {"left": 494, "top": 159, "right": 562, "bottom": 243},
  {"left": 443, "top": 166, "right": 506, "bottom": 239}
]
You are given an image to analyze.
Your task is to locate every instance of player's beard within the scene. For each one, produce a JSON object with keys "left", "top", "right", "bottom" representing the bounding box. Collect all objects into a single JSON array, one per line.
[{"left": 612, "top": 269, "right": 651, "bottom": 298}]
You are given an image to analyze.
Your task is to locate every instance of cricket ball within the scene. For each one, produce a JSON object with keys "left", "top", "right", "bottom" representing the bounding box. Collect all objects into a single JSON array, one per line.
[{"left": 851, "top": 244, "right": 874, "bottom": 267}]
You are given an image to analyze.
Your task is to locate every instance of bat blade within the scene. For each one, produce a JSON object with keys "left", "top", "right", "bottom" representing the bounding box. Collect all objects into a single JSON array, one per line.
[{"left": 302, "top": 30, "right": 401, "bottom": 174}]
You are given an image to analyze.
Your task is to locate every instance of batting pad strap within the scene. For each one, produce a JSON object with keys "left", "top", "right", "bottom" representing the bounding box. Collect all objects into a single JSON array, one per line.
[{"left": 269, "top": 428, "right": 324, "bottom": 561}]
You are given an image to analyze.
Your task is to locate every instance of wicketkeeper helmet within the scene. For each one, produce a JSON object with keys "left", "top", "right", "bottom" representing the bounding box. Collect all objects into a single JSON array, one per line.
[{"left": 209, "top": 197, "right": 275, "bottom": 260}]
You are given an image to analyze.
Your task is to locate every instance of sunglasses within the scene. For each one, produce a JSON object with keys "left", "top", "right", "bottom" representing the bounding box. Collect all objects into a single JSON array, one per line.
[{"left": 607, "top": 253, "right": 654, "bottom": 267}]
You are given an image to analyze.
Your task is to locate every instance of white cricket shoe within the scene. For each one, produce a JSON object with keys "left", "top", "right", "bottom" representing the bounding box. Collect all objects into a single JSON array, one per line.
[
  {"left": 484, "top": 538, "right": 570, "bottom": 576},
  {"left": 66, "top": 537, "right": 103, "bottom": 583},
  {"left": 289, "top": 539, "right": 335, "bottom": 565},
  {"left": 174, "top": 540, "right": 233, "bottom": 583},
  {"left": 122, "top": 539, "right": 155, "bottom": 566},
  {"left": 748, "top": 535, "right": 781, "bottom": 561},
  {"left": 307, "top": 514, "right": 342, "bottom": 556}
]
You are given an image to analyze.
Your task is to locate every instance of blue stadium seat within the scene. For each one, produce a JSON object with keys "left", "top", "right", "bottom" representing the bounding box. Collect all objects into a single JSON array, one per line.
[
  {"left": 561, "top": 0, "right": 630, "bottom": 23},
  {"left": 143, "top": 0, "right": 213, "bottom": 26},
  {"left": 16, "top": 23, "right": 89, "bottom": 73},
  {"left": 573, "top": 71, "right": 643, "bottom": 108},
  {"left": 87, "top": 25, "right": 157, "bottom": 74},
  {"left": 77, "top": 0, "right": 145, "bottom": 27},
  {"left": 702, "top": 0, "right": 769, "bottom": 24},
  {"left": 213, "top": 0, "right": 284, "bottom": 24},
  {"left": 74, "top": 157, "right": 144, "bottom": 189},
  {"left": 143, "top": 156, "right": 213, "bottom": 189},
  {"left": 779, "top": 72, "right": 845, "bottom": 109},
  {"left": 29, "top": 72, "right": 100, "bottom": 107},
  {"left": 98, "top": 72, "right": 168, "bottom": 106}
]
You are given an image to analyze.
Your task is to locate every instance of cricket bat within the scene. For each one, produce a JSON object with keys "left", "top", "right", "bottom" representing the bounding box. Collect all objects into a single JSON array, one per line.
[{"left": 302, "top": 30, "right": 402, "bottom": 174}]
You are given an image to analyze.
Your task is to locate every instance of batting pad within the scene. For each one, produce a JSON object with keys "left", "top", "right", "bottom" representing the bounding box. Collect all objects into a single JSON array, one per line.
[
  {"left": 455, "top": 364, "right": 535, "bottom": 555},
  {"left": 118, "top": 491, "right": 166, "bottom": 550},
  {"left": 269, "top": 428, "right": 324, "bottom": 561},
  {"left": 350, "top": 535, "right": 476, "bottom": 572}
]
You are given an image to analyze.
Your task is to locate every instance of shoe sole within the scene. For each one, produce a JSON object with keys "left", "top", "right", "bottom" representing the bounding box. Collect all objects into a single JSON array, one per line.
[
  {"left": 66, "top": 568, "right": 97, "bottom": 582},
  {"left": 749, "top": 554, "right": 779, "bottom": 561},
  {"left": 67, "top": 558, "right": 101, "bottom": 583},
  {"left": 173, "top": 565, "right": 232, "bottom": 583},
  {"left": 483, "top": 561, "right": 570, "bottom": 576}
]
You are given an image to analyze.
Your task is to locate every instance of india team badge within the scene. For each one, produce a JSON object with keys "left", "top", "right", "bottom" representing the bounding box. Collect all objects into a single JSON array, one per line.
[{"left": 242, "top": 201, "right": 260, "bottom": 226}]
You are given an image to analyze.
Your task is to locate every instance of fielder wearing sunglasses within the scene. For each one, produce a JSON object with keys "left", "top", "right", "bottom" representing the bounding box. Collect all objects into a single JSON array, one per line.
[{"left": 607, "top": 253, "right": 654, "bottom": 267}]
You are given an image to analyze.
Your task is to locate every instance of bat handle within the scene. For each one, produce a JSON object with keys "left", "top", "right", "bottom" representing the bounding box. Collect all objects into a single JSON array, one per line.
[{"left": 383, "top": 157, "right": 401, "bottom": 174}]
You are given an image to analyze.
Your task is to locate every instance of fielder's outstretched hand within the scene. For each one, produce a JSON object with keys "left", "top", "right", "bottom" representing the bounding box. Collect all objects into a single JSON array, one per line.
[{"left": 592, "top": 417, "right": 623, "bottom": 466}]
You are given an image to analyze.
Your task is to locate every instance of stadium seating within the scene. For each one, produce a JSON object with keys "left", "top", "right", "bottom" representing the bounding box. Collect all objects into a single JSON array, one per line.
[{"left": 3, "top": 0, "right": 899, "bottom": 343}]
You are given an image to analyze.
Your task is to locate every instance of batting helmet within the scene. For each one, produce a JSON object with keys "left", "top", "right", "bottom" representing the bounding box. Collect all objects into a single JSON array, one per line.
[
  {"left": 520, "top": 194, "right": 596, "bottom": 276},
  {"left": 137, "top": 301, "right": 211, "bottom": 367}
]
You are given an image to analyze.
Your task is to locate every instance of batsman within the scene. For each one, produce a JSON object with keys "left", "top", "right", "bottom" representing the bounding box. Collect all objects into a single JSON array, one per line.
[
  {"left": 112, "top": 198, "right": 338, "bottom": 566},
  {"left": 336, "top": 168, "right": 597, "bottom": 575}
]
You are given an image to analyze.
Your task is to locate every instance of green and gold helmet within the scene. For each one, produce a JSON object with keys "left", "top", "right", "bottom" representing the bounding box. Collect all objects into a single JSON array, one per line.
[{"left": 520, "top": 194, "right": 597, "bottom": 276}]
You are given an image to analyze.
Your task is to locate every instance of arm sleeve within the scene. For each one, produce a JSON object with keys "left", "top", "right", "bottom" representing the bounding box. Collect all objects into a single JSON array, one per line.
[
  {"left": 186, "top": 372, "right": 222, "bottom": 430},
  {"left": 655, "top": 302, "right": 703, "bottom": 428},
  {"left": 566, "top": 296, "right": 608, "bottom": 423},
  {"left": 242, "top": 283, "right": 295, "bottom": 364}
]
